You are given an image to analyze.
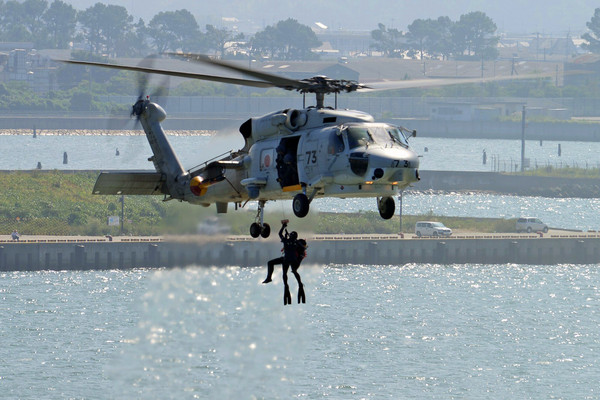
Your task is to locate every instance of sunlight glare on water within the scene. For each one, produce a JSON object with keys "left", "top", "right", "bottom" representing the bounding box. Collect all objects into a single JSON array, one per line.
[
  {"left": 2, "top": 264, "right": 600, "bottom": 398},
  {"left": 0, "top": 264, "right": 586, "bottom": 399}
]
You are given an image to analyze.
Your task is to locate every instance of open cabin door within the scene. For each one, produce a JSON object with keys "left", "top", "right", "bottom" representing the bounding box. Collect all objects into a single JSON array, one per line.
[{"left": 276, "top": 136, "right": 300, "bottom": 189}]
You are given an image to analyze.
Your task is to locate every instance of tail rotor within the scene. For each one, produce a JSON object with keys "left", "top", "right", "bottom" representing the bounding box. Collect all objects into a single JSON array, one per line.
[{"left": 130, "top": 56, "right": 170, "bottom": 127}]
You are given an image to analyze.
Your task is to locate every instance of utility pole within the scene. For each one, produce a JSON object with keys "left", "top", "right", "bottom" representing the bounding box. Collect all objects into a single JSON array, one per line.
[
  {"left": 120, "top": 195, "right": 124, "bottom": 235},
  {"left": 398, "top": 191, "right": 403, "bottom": 234},
  {"left": 521, "top": 106, "right": 526, "bottom": 172}
]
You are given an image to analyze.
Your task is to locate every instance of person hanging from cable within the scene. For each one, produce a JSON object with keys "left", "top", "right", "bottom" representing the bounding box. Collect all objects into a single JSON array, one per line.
[
  {"left": 263, "top": 219, "right": 307, "bottom": 305},
  {"left": 290, "top": 236, "right": 308, "bottom": 303}
]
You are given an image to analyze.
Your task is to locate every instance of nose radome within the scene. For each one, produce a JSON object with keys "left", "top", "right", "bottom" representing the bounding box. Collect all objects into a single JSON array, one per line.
[{"left": 366, "top": 147, "right": 419, "bottom": 169}]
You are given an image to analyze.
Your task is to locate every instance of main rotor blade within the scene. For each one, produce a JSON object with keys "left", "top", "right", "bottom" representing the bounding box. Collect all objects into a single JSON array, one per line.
[
  {"left": 167, "top": 52, "right": 308, "bottom": 91},
  {"left": 360, "top": 72, "right": 555, "bottom": 92},
  {"left": 58, "top": 59, "right": 276, "bottom": 89}
]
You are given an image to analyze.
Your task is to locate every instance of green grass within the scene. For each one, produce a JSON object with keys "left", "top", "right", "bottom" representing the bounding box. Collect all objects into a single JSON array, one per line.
[{"left": 0, "top": 171, "right": 516, "bottom": 236}]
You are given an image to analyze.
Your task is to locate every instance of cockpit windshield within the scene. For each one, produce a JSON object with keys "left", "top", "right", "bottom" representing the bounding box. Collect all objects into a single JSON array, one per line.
[
  {"left": 345, "top": 124, "right": 409, "bottom": 149},
  {"left": 385, "top": 126, "right": 409, "bottom": 146}
]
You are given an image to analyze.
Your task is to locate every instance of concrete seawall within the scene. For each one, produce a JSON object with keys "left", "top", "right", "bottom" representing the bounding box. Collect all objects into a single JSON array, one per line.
[{"left": 2, "top": 234, "right": 600, "bottom": 271}]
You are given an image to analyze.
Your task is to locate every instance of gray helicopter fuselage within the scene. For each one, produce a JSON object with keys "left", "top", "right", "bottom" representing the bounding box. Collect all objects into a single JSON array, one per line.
[{"left": 191, "top": 107, "right": 419, "bottom": 205}]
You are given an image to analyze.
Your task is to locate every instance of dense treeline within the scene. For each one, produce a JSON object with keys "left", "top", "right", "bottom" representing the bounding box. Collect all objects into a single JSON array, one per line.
[
  {"left": 1, "top": 1, "right": 600, "bottom": 113},
  {"left": 1, "top": 1, "right": 600, "bottom": 62},
  {"left": 0, "top": 0, "right": 320, "bottom": 60},
  {"left": 371, "top": 11, "right": 498, "bottom": 60}
]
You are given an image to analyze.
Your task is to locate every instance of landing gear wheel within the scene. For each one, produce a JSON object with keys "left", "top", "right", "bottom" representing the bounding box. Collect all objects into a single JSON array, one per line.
[
  {"left": 260, "top": 223, "right": 271, "bottom": 238},
  {"left": 378, "top": 196, "right": 395, "bottom": 220},
  {"left": 250, "top": 223, "right": 262, "bottom": 238},
  {"left": 293, "top": 193, "right": 310, "bottom": 218}
]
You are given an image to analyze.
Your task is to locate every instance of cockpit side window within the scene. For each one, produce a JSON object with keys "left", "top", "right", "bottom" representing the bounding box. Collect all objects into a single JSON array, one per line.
[
  {"left": 346, "top": 127, "right": 373, "bottom": 149},
  {"left": 328, "top": 131, "right": 345, "bottom": 154}
]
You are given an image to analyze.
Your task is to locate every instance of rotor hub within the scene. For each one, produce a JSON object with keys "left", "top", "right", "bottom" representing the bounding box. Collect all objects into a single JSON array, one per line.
[{"left": 297, "top": 76, "right": 366, "bottom": 95}]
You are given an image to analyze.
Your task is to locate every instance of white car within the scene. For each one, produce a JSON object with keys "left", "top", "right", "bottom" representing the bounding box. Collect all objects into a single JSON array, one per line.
[
  {"left": 197, "top": 216, "right": 230, "bottom": 235},
  {"left": 516, "top": 217, "right": 548, "bottom": 233},
  {"left": 415, "top": 221, "right": 452, "bottom": 237}
]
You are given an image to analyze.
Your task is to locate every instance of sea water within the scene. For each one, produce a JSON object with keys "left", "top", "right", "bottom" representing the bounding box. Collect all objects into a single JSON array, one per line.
[
  {"left": 1, "top": 264, "right": 599, "bottom": 399},
  {"left": 2, "top": 133, "right": 599, "bottom": 172},
  {"left": 2, "top": 133, "right": 600, "bottom": 398}
]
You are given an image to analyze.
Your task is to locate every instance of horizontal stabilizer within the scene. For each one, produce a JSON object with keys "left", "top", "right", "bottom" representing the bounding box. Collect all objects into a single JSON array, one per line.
[{"left": 93, "top": 171, "right": 167, "bottom": 195}]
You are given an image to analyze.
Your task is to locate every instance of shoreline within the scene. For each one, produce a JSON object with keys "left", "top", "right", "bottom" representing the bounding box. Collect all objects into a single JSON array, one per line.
[
  {"left": 2, "top": 232, "right": 600, "bottom": 270},
  {"left": 0, "top": 129, "right": 213, "bottom": 136}
]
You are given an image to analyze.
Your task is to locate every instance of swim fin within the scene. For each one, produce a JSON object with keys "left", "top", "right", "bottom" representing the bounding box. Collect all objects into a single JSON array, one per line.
[
  {"left": 298, "top": 284, "right": 306, "bottom": 304},
  {"left": 284, "top": 285, "right": 292, "bottom": 305}
]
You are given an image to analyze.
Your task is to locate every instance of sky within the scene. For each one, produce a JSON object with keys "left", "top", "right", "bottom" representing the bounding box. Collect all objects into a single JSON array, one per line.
[{"left": 71, "top": 0, "right": 597, "bottom": 37}]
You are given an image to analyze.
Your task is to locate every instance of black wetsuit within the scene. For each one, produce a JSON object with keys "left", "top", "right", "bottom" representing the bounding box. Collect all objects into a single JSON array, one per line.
[
  {"left": 264, "top": 224, "right": 307, "bottom": 304},
  {"left": 264, "top": 224, "right": 295, "bottom": 282}
]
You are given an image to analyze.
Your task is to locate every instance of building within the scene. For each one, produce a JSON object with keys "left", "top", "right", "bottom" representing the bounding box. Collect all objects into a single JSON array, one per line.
[
  {"left": 428, "top": 100, "right": 525, "bottom": 121},
  {"left": 0, "top": 43, "right": 58, "bottom": 94}
]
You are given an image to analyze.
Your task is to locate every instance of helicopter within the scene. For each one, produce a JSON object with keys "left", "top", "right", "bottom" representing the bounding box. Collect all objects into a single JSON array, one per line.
[{"left": 60, "top": 54, "right": 545, "bottom": 238}]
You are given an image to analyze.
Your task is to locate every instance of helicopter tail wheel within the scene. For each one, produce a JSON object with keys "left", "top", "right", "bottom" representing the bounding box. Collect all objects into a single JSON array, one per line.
[
  {"left": 250, "top": 222, "right": 262, "bottom": 238},
  {"left": 260, "top": 223, "right": 271, "bottom": 238},
  {"left": 292, "top": 193, "right": 310, "bottom": 218},
  {"left": 378, "top": 196, "right": 395, "bottom": 220}
]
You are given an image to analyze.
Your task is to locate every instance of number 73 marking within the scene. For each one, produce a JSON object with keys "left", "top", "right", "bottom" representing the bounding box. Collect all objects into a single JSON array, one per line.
[
  {"left": 392, "top": 160, "right": 409, "bottom": 167},
  {"left": 305, "top": 150, "right": 317, "bottom": 165}
]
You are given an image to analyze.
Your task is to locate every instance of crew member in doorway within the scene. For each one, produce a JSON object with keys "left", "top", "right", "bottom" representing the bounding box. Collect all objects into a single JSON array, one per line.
[
  {"left": 275, "top": 143, "right": 286, "bottom": 185},
  {"left": 282, "top": 151, "right": 297, "bottom": 187}
]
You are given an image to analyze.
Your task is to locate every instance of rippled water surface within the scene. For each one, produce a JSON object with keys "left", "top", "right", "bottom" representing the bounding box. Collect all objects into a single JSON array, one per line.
[
  {"left": 3, "top": 133, "right": 600, "bottom": 398},
  {"left": 2, "top": 134, "right": 599, "bottom": 172},
  {"left": 2, "top": 265, "right": 599, "bottom": 399},
  {"left": 315, "top": 193, "right": 600, "bottom": 231}
]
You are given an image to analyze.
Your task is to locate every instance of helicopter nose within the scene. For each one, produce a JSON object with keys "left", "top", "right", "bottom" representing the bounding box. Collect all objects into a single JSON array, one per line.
[{"left": 365, "top": 147, "right": 420, "bottom": 183}]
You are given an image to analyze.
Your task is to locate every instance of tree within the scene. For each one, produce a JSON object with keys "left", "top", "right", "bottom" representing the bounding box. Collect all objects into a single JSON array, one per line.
[
  {"left": 20, "top": 0, "right": 47, "bottom": 41},
  {"left": 0, "top": 0, "right": 35, "bottom": 41},
  {"left": 114, "top": 18, "right": 149, "bottom": 57},
  {"left": 582, "top": 8, "right": 600, "bottom": 53},
  {"left": 407, "top": 19, "right": 435, "bottom": 59},
  {"left": 147, "top": 9, "right": 200, "bottom": 53},
  {"left": 78, "top": 3, "right": 134, "bottom": 56},
  {"left": 251, "top": 19, "right": 321, "bottom": 60},
  {"left": 428, "top": 17, "right": 455, "bottom": 60},
  {"left": 370, "top": 23, "right": 405, "bottom": 57},
  {"left": 41, "top": 0, "right": 76, "bottom": 49},
  {"left": 251, "top": 25, "right": 278, "bottom": 58},
  {"left": 204, "top": 24, "right": 244, "bottom": 57},
  {"left": 451, "top": 11, "right": 499, "bottom": 60}
]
